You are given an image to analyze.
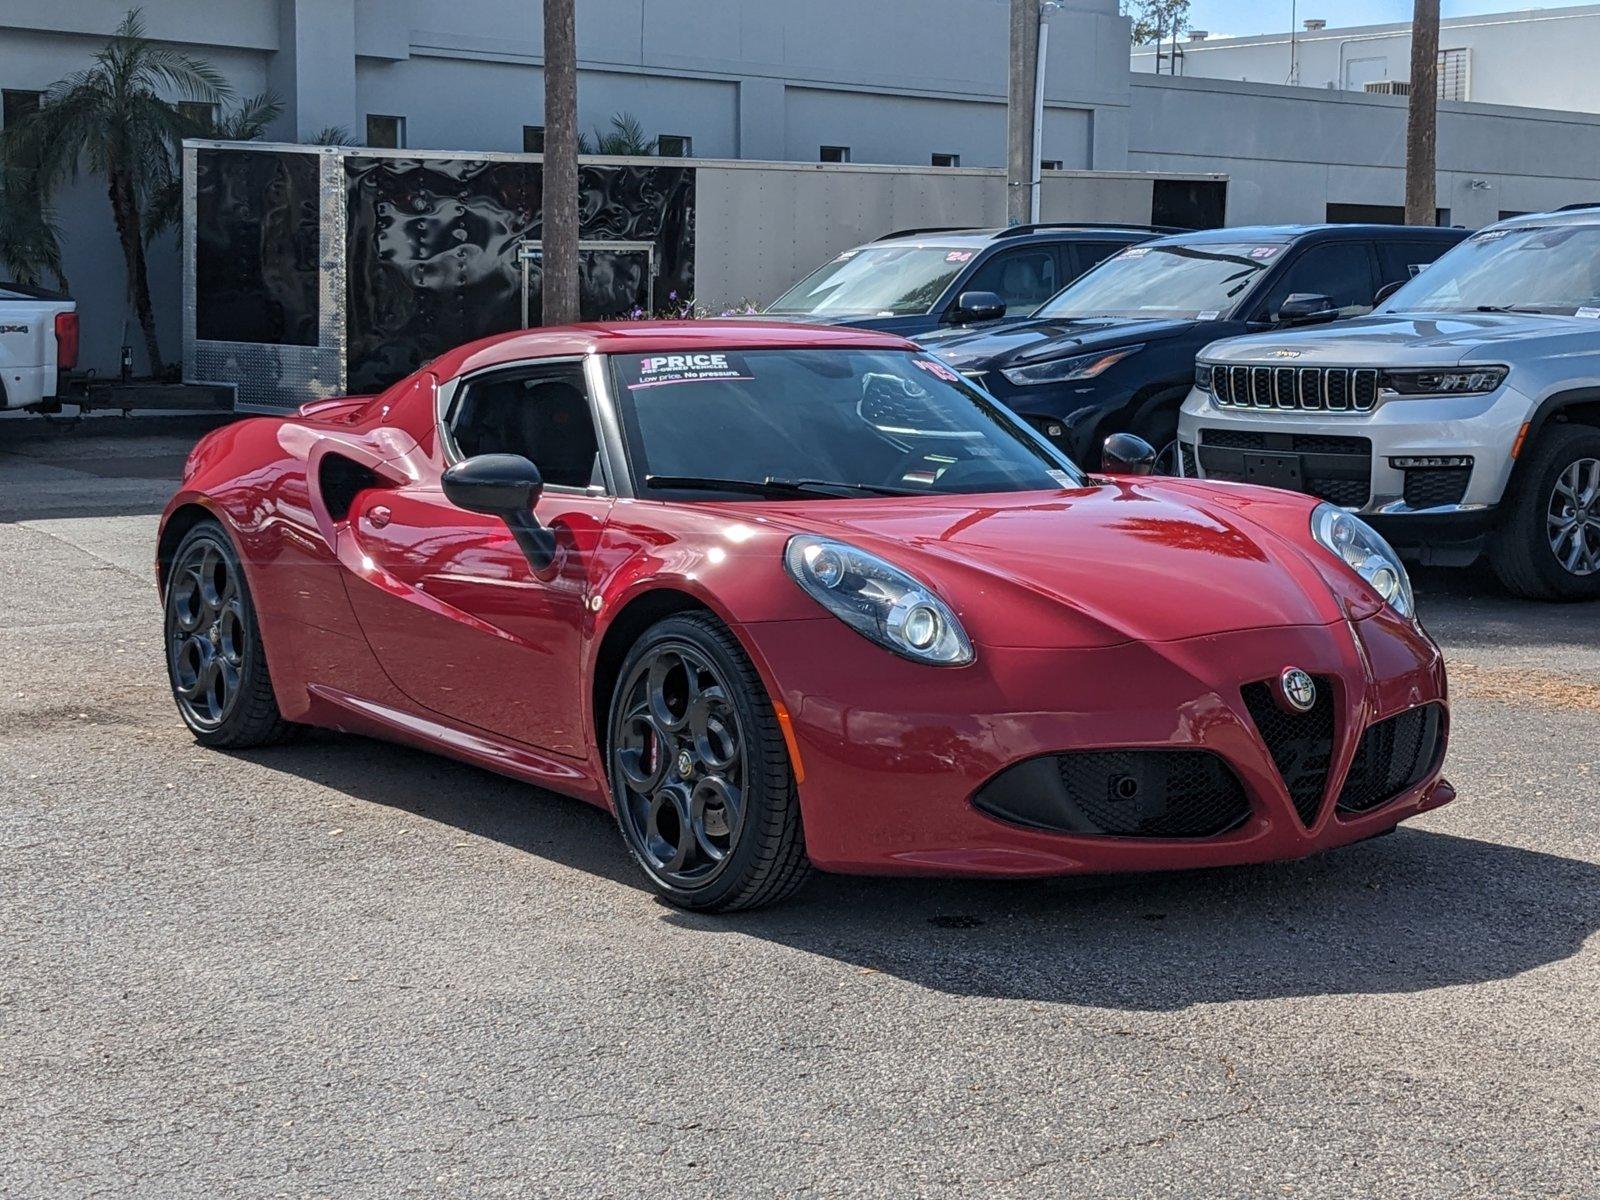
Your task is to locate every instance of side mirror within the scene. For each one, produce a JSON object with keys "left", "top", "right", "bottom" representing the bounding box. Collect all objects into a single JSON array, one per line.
[
  {"left": 947, "top": 290, "right": 1007, "bottom": 325},
  {"left": 441, "top": 453, "right": 556, "bottom": 570},
  {"left": 1101, "top": 432, "right": 1158, "bottom": 477},
  {"left": 1276, "top": 292, "right": 1338, "bottom": 326},
  {"left": 1373, "top": 279, "right": 1404, "bottom": 306}
]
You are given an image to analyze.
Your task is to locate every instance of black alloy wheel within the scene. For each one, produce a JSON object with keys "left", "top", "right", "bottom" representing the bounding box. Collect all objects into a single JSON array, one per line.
[
  {"left": 163, "top": 522, "right": 294, "bottom": 747},
  {"left": 607, "top": 613, "right": 810, "bottom": 911}
]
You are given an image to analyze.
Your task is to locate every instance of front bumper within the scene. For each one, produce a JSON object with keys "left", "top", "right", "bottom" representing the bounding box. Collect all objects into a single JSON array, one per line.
[
  {"left": 1177, "top": 381, "right": 1533, "bottom": 521},
  {"left": 739, "top": 611, "right": 1450, "bottom": 877}
]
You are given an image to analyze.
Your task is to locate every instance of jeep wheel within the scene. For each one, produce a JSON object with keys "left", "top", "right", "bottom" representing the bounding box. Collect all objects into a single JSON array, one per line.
[{"left": 1489, "top": 423, "right": 1600, "bottom": 601}]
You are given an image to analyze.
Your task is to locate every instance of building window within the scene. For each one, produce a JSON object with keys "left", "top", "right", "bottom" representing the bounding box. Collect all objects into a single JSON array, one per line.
[
  {"left": 178, "top": 100, "right": 218, "bottom": 130},
  {"left": 1, "top": 89, "right": 43, "bottom": 129},
  {"left": 523, "top": 125, "right": 545, "bottom": 153},
  {"left": 657, "top": 133, "right": 692, "bottom": 157},
  {"left": 366, "top": 114, "right": 405, "bottom": 149},
  {"left": 931, "top": 152, "right": 961, "bottom": 168},
  {"left": 820, "top": 145, "right": 850, "bottom": 163},
  {"left": 1040, "top": 159, "right": 1064, "bottom": 171}
]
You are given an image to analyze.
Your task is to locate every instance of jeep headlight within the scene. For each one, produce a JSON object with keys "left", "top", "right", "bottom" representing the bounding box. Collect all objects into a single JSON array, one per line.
[
  {"left": 1000, "top": 345, "right": 1143, "bottom": 387},
  {"left": 1311, "top": 504, "right": 1414, "bottom": 619},
  {"left": 784, "top": 535, "right": 973, "bottom": 665},
  {"left": 1379, "top": 366, "right": 1508, "bottom": 396}
]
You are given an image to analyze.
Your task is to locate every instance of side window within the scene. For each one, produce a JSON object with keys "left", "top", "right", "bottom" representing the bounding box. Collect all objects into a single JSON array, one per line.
[
  {"left": 1377, "top": 240, "right": 1451, "bottom": 286},
  {"left": 446, "top": 365, "right": 602, "bottom": 490},
  {"left": 1258, "top": 242, "right": 1378, "bottom": 320},
  {"left": 1066, "top": 241, "right": 1128, "bottom": 281},
  {"left": 963, "top": 247, "right": 1060, "bottom": 315}
]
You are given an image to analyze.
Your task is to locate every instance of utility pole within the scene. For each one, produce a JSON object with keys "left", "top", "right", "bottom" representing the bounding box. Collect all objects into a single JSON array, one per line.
[
  {"left": 541, "top": 0, "right": 580, "bottom": 324},
  {"left": 1006, "top": 0, "right": 1039, "bottom": 227},
  {"left": 1404, "top": 0, "right": 1440, "bottom": 226}
]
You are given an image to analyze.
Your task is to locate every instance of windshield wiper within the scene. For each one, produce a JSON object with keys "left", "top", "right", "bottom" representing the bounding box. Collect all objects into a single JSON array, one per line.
[
  {"left": 644, "top": 474, "right": 922, "bottom": 498},
  {"left": 1475, "top": 304, "right": 1557, "bottom": 314}
]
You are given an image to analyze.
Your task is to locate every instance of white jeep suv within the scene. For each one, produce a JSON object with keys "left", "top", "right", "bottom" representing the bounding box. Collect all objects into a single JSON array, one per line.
[{"left": 1179, "top": 207, "right": 1600, "bottom": 600}]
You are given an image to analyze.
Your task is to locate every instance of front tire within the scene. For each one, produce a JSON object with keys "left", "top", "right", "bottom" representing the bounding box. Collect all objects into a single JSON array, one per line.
[
  {"left": 605, "top": 612, "right": 810, "bottom": 912},
  {"left": 1489, "top": 424, "right": 1600, "bottom": 601},
  {"left": 163, "top": 520, "right": 296, "bottom": 747}
]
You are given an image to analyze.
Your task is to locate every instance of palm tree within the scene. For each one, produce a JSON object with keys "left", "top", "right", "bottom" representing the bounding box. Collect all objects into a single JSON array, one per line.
[
  {"left": 3, "top": 8, "right": 230, "bottom": 374},
  {"left": 542, "top": 0, "right": 580, "bottom": 325},
  {"left": 579, "top": 112, "right": 657, "bottom": 156},
  {"left": 0, "top": 163, "right": 69, "bottom": 292},
  {"left": 142, "top": 92, "right": 283, "bottom": 246}
]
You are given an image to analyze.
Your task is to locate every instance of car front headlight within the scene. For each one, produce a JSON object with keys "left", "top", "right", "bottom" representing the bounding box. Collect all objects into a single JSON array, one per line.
[
  {"left": 1379, "top": 366, "right": 1507, "bottom": 396},
  {"left": 1000, "top": 344, "right": 1143, "bottom": 387},
  {"left": 784, "top": 535, "right": 974, "bottom": 665},
  {"left": 1310, "top": 504, "right": 1415, "bottom": 619}
]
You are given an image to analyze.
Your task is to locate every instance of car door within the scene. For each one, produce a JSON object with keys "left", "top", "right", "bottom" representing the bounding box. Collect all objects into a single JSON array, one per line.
[
  {"left": 1252, "top": 241, "right": 1381, "bottom": 321},
  {"left": 959, "top": 245, "right": 1063, "bottom": 317},
  {"left": 338, "top": 357, "right": 613, "bottom": 757}
]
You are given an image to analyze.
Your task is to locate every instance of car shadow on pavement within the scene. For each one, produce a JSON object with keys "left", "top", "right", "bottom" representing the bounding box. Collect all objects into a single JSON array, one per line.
[
  {"left": 676, "top": 829, "right": 1600, "bottom": 1010},
  {"left": 243, "top": 730, "right": 1597, "bottom": 1012}
]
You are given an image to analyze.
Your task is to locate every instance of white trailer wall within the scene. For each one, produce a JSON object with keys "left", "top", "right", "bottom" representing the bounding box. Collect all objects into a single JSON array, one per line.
[{"left": 692, "top": 162, "right": 1213, "bottom": 309}]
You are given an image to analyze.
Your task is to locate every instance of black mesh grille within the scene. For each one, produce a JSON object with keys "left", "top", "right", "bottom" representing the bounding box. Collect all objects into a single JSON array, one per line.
[
  {"left": 1337, "top": 704, "right": 1445, "bottom": 814},
  {"left": 1199, "top": 429, "right": 1367, "bottom": 455},
  {"left": 1179, "top": 441, "right": 1198, "bottom": 477},
  {"left": 1054, "top": 751, "right": 1251, "bottom": 837},
  {"left": 1241, "top": 677, "right": 1336, "bottom": 826},
  {"left": 972, "top": 750, "right": 1252, "bottom": 839},
  {"left": 1352, "top": 368, "right": 1379, "bottom": 409},
  {"left": 1403, "top": 467, "right": 1472, "bottom": 508},
  {"left": 1326, "top": 370, "right": 1348, "bottom": 409},
  {"left": 1212, "top": 366, "right": 1379, "bottom": 412},
  {"left": 1310, "top": 477, "right": 1371, "bottom": 507},
  {"left": 1299, "top": 367, "right": 1323, "bottom": 409}
]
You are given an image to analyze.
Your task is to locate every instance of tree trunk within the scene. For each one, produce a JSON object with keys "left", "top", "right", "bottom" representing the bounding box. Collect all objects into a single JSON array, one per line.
[
  {"left": 1404, "top": 0, "right": 1441, "bottom": 226},
  {"left": 1005, "top": 0, "right": 1038, "bottom": 227},
  {"left": 541, "top": 0, "right": 580, "bottom": 325},
  {"left": 107, "top": 169, "right": 162, "bottom": 375}
]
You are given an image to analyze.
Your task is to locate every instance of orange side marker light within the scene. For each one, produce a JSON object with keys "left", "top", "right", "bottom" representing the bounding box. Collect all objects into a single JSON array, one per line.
[{"left": 773, "top": 700, "right": 805, "bottom": 785}]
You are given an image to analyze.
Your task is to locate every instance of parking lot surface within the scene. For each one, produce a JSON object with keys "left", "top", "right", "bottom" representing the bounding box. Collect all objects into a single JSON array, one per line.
[{"left": 2, "top": 414, "right": 1596, "bottom": 1198}]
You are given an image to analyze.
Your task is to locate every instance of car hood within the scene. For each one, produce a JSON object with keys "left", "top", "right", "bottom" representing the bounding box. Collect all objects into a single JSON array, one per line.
[
  {"left": 918, "top": 316, "right": 1197, "bottom": 369},
  {"left": 751, "top": 480, "right": 1361, "bottom": 649},
  {"left": 1203, "top": 311, "right": 1600, "bottom": 367}
]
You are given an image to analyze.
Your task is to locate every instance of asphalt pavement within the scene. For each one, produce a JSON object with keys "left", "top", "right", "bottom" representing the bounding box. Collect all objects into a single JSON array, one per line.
[{"left": 1, "top": 412, "right": 1595, "bottom": 1198}]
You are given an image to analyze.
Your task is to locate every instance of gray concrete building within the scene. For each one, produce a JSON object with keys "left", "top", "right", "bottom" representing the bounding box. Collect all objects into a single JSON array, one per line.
[
  {"left": 10, "top": 0, "right": 1600, "bottom": 376},
  {"left": 1131, "top": 5, "right": 1600, "bottom": 113}
]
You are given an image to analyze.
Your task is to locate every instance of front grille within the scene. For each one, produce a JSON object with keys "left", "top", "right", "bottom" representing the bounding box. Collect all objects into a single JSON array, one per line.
[
  {"left": 1403, "top": 466, "right": 1472, "bottom": 508},
  {"left": 1196, "top": 429, "right": 1373, "bottom": 507},
  {"left": 1337, "top": 704, "right": 1445, "bottom": 814},
  {"left": 1216, "top": 364, "right": 1381, "bottom": 413},
  {"left": 973, "top": 750, "right": 1252, "bottom": 839},
  {"left": 1241, "top": 677, "right": 1336, "bottom": 826},
  {"left": 1179, "top": 441, "right": 1198, "bottom": 478}
]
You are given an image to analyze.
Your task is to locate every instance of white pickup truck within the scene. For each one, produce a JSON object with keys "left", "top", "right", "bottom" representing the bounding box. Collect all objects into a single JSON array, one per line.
[{"left": 1, "top": 282, "right": 79, "bottom": 411}]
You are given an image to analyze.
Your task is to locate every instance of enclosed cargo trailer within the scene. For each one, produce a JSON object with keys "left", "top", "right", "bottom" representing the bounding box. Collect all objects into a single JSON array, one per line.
[{"left": 182, "top": 140, "right": 1224, "bottom": 411}]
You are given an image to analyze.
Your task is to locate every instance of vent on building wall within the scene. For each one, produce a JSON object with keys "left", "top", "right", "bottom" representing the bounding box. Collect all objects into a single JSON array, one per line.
[{"left": 1361, "top": 49, "right": 1469, "bottom": 101}]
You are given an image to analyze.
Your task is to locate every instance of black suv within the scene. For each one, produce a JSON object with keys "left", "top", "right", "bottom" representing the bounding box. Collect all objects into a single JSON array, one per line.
[
  {"left": 760, "top": 223, "right": 1174, "bottom": 337},
  {"left": 917, "top": 223, "right": 1468, "bottom": 468}
]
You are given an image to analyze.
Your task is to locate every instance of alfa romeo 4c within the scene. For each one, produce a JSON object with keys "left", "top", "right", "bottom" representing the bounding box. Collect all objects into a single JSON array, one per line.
[{"left": 159, "top": 322, "right": 1451, "bottom": 911}]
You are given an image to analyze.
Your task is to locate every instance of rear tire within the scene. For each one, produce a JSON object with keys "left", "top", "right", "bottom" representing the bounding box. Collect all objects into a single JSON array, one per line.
[
  {"left": 1489, "top": 424, "right": 1600, "bottom": 601},
  {"left": 163, "top": 520, "right": 297, "bottom": 748},
  {"left": 605, "top": 612, "right": 811, "bottom": 912},
  {"left": 1131, "top": 387, "right": 1188, "bottom": 476}
]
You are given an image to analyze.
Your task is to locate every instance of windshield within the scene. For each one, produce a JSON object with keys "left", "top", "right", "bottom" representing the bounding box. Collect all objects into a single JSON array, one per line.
[
  {"left": 610, "top": 349, "right": 1083, "bottom": 498},
  {"left": 1382, "top": 224, "right": 1600, "bottom": 314},
  {"left": 764, "top": 245, "right": 972, "bottom": 316},
  {"left": 1035, "top": 242, "right": 1278, "bottom": 320}
]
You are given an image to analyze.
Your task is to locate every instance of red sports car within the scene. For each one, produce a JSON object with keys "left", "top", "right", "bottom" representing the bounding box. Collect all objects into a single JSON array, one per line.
[{"left": 159, "top": 322, "right": 1452, "bottom": 911}]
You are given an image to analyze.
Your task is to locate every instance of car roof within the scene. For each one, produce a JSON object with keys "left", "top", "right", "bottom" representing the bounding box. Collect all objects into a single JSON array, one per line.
[
  {"left": 868, "top": 224, "right": 1163, "bottom": 249},
  {"left": 1488, "top": 205, "right": 1600, "bottom": 230},
  {"left": 428, "top": 320, "right": 915, "bottom": 379},
  {"left": 1145, "top": 223, "right": 1466, "bottom": 247}
]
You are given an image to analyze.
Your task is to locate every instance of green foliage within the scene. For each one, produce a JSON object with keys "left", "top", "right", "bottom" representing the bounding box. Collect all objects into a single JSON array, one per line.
[
  {"left": 1124, "top": 0, "right": 1190, "bottom": 45},
  {"left": 309, "top": 125, "right": 354, "bottom": 146},
  {"left": 0, "top": 163, "right": 69, "bottom": 291},
  {"left": 579, "top": 112, "right": 657, "bottom": 156}
]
